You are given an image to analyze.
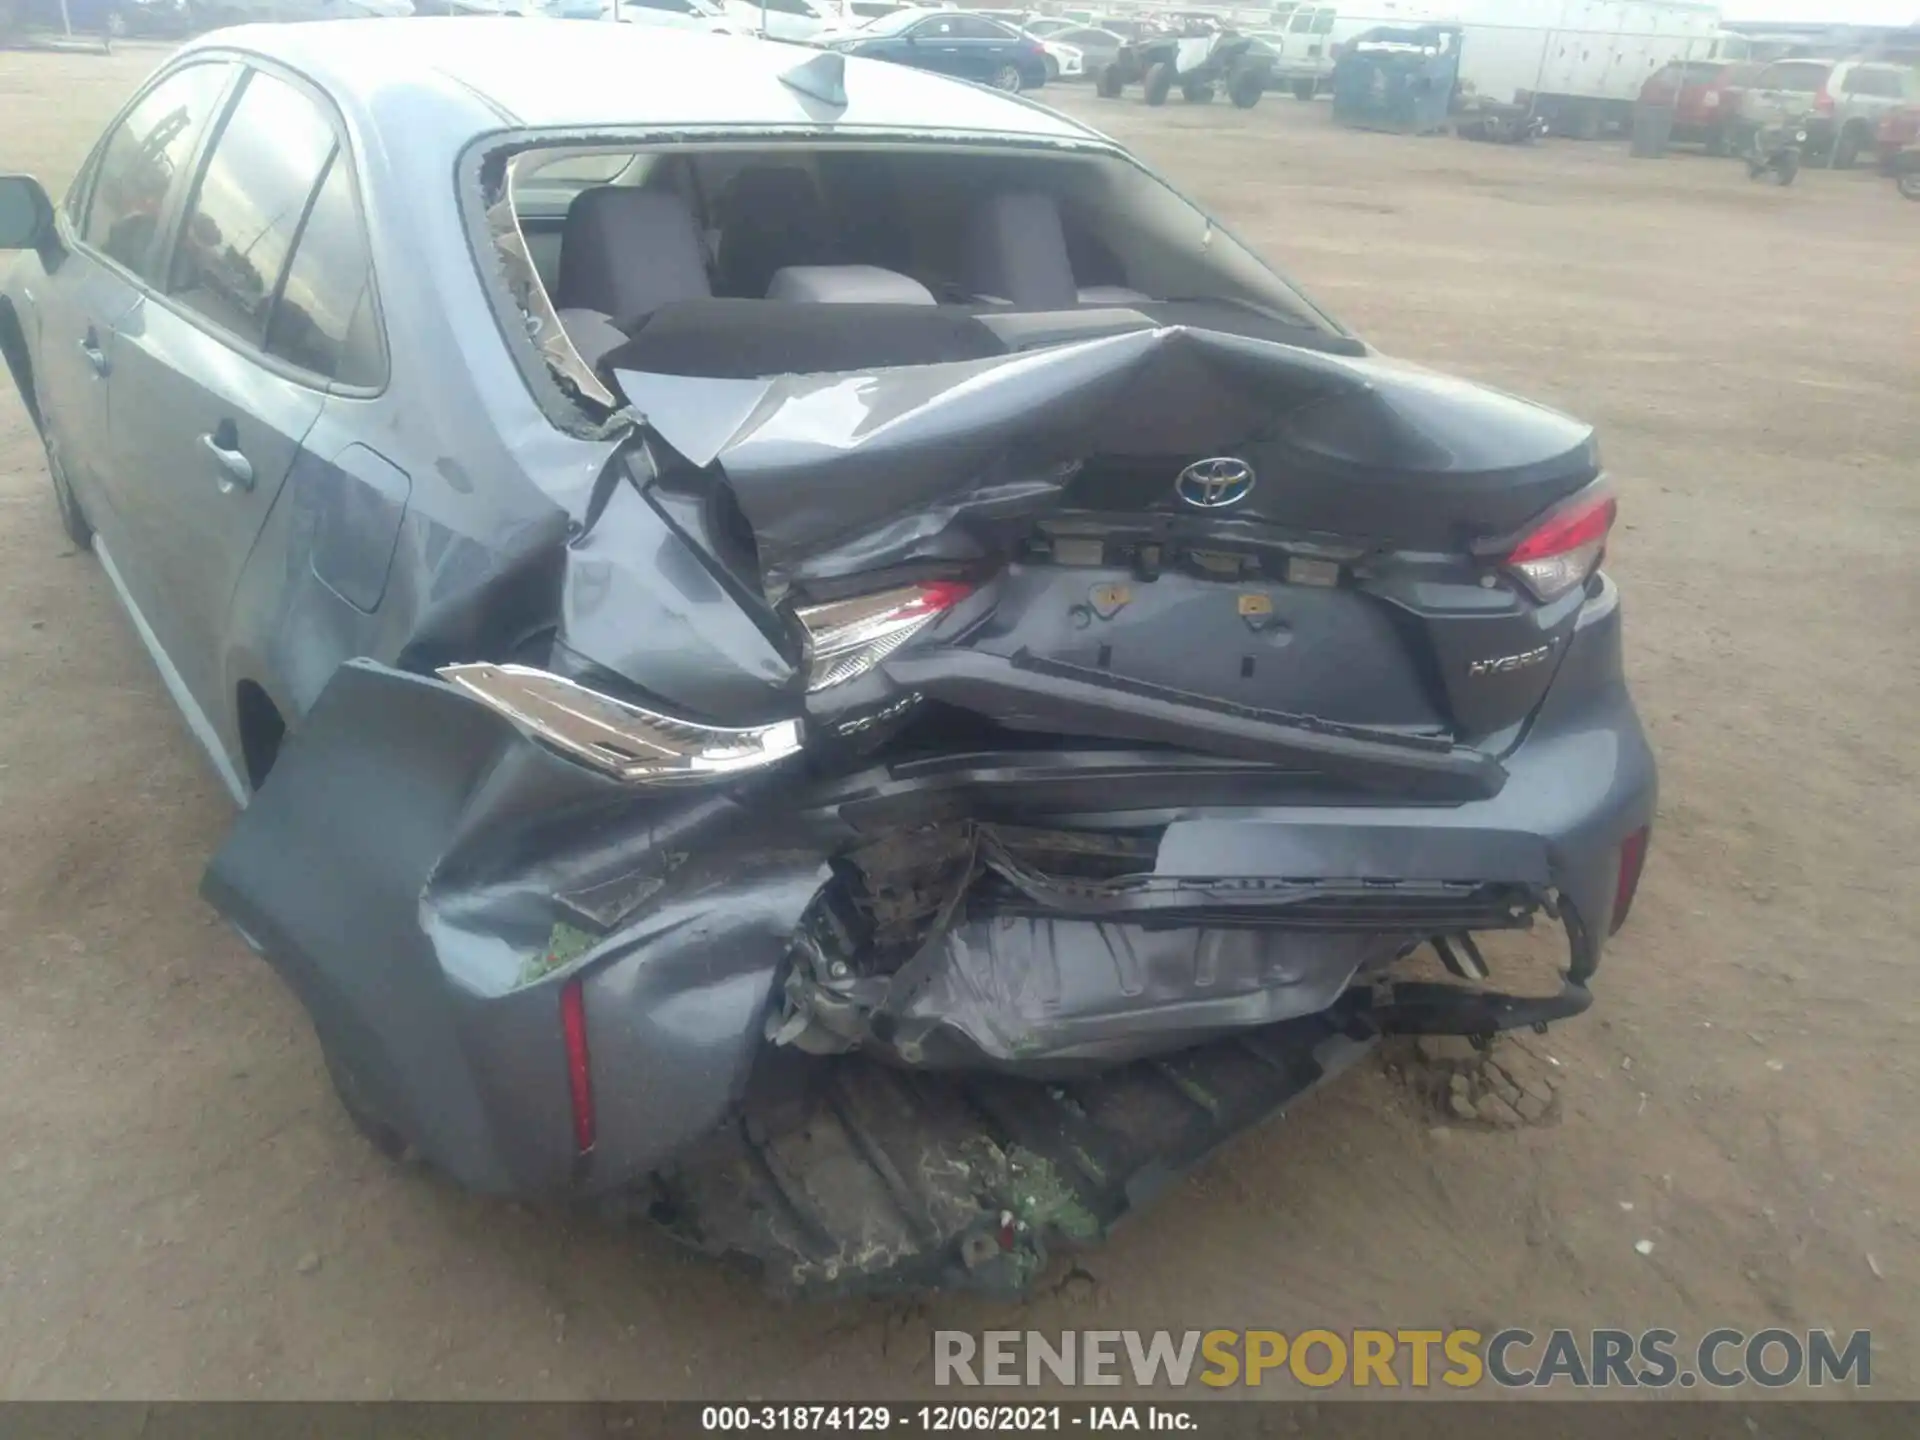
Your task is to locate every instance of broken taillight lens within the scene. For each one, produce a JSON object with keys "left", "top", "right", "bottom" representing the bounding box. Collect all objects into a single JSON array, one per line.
[
  {"left": 797, "top": 581, "right": 974, "bottom": 693},
  {"left": 1505, "top": 486, "right": 1618, "bottom": 602}
]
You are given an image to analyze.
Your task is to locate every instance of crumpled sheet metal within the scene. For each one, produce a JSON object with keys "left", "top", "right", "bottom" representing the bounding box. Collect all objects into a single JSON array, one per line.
[
  {"left": 878, "top": 914, "right": 1392, "bottom": 1070},
  {"left": 612, "top": 320, "right": 1592, "bottom": 590},
  {"left": 615, "top": 325, "right": 1339, "bottom": 587}
]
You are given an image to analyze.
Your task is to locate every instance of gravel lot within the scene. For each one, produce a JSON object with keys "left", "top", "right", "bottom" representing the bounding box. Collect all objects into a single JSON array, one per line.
[{"left": 2, "top": 44, "right": 1916, "bottom": 1399}]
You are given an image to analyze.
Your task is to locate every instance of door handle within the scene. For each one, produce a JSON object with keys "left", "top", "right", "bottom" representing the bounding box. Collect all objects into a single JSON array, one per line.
[
  {"left": 78, "top": 332, "right": 109, "bottom": 378},
  {"left": 201, "top": 431, "right": 255, "bottom": 493}
]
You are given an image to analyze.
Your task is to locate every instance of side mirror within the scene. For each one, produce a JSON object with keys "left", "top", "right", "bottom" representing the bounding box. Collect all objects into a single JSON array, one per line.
[{"left": 0, "top": 175, "right": 57, "bottom": 253}]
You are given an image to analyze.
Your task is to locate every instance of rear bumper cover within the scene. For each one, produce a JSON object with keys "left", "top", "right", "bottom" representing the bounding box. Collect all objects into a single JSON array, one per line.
[{"left": 203, "top": 576, "right": 1653, "bottom": 1199}]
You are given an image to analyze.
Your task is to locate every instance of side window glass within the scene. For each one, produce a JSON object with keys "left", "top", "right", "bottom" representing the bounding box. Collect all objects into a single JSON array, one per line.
[
  {"left": 80, "top": 63, "right": 234, "bottom": 281},
  {"left": 267, "top": 153, "right": 384, "bottom": 387},
  {"left": 166, "top": 71, "right": 337, "bottom": 348},
  {"left": 1311, "top": 9, "right": 1336, "bottom": 34}
]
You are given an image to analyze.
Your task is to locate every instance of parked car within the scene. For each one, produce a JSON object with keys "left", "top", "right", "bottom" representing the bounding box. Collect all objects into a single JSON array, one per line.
[
  {"left": 1049, "top": 21, "right": 1125, "bottom": 74},
  {"left": 1877, "top": 104, "right": 1920, "bottom": 172},
  {"left": 1824, "top": 60, "right": 1920, "bottom": 169},
  {"left": 0, "top": 16, "right": 1654, "bottom": 1298},
  {"left": 813, "top": 7, "right": 1047, "bottom": 91},
  {"left": 192, "top": 0, "right": 411, "bottom": 17},
  {"left": 723, "top": 0, "right": 838, "bottom": 44},
  {"left": 1636, "top": 59, "right": 1765, "bottom": 155},
  {"left": 600, "top": 0, "right": 739, "bottom": 34},
  {"left": 1734, "top": 58, "right": 1831, "bottom": 152},
  {"left": 1020, "top": 25, "right": 1082, "bottom": 80}
]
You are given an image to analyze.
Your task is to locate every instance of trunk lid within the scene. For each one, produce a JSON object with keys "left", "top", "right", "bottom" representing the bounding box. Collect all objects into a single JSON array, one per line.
[{"left": 617, "top": 321, "right": 1603, "bottom": 756}]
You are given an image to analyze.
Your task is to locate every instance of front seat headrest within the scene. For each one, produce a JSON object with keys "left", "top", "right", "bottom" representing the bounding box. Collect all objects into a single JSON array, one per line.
[{"left": 553, "top": 187, "right": 711, "bottom": 329}]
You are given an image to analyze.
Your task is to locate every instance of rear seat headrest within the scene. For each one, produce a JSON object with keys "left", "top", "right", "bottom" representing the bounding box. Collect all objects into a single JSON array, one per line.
[
  {"left": 765, "top": 265, "right": 936, "bottom": 306},
  {"left": 554, "top": 187, "right": 711, "bottom": 330},
  {"left": 960, "top": 190, "right": 1080, "bottom": 310}
]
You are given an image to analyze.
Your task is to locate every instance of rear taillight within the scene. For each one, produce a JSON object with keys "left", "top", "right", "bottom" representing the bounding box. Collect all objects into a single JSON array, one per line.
[
  {"left": 1702, "top": 89, "right": 1721, "bottom": 108},
  {"left": 560, "top": 978, "right": 595, "bottom": 1155},
  {"left": 1611, "top": 827, "right": 1650, "bottom": 935},
  {"left": 1504, "top": 487, "right": 1618, "bottom": 602},
  {"left": 1815, "top": 87, "right": 1835, "bottom": 115},
  {"left": 797, "top": 581, "right": 974, "bottom": 692}
]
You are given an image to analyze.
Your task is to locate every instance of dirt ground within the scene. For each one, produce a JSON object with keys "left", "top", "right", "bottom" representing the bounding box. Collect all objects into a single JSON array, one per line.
[{"left": 1, "top": 45, "right": 1916, "bottom": 1400}]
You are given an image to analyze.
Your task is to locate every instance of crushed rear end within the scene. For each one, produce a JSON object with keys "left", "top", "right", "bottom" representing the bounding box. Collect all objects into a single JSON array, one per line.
[{"left": 203, "top": 317, "right": 1654, "bottom": 1297}]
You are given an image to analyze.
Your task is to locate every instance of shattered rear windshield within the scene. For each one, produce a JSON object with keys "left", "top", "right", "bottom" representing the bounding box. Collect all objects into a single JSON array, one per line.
[{"left": 478, "top": 134, "right": 1346, "bottom": 417}]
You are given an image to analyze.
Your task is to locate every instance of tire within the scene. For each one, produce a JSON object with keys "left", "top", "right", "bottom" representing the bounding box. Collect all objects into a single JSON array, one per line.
[
  {"left": 1833, "top": 125, "right": 1864, "bottom": 171},
  {"left": 1229, "top": 68, "right": 1263, "bottom": 109},
  {"left": 1292, "top": 78, "right": 1315, "bottom": 101},
  {"left": 1142, "top": 61, "right": 1173, "bottom": 107},
  {"left": 1775, "top": 152, "right": 1799, "bottom": 186},
  {"left": 990, "top": 63, "right": 1022, "bottom": 94},
  {"left": 1901, "top": 170, "right": 1920, "bottom": 201},
  {"left": 1095, "top": 62, "right": 1123, "bottom": 98},
  {"left": 1181, "top": 81, "right": 1214, "bottom": 104},
  {"left": 44, "top": 436, "right": 91, "bottom": 552}
]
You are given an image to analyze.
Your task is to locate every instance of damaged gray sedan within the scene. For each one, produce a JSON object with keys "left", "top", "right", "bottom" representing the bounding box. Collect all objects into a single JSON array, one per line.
[{"left": 0, "top": 18, "right": 1655, "bottom": 1296}]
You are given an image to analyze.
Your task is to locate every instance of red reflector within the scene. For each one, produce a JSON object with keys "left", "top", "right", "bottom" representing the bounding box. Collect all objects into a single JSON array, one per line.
[
  {"left": 1611, "top": 827, "right": 1650, "bottom": 935},
  {"left": 560, "top": 979, "right": 595, "bottom": 1155}
]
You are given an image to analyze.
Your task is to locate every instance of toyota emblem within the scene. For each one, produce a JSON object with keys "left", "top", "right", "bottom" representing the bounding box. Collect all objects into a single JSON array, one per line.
[{"left": 1176, "top": 457, "right": 1256, "bottom": 509}]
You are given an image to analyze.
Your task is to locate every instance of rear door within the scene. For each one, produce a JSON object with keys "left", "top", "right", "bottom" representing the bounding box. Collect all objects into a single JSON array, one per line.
[
  {"left": 30, "top": 61, "right": 236, "bottom": 552},
  {"left": 949, "top": 16, "right": 1024, "bottom": 82},
  {"left": 102, "top": 65, "right": 380, "bottom": 732},
  {"left": 896, "top": 14, "right": 974, "bottom": 79}
]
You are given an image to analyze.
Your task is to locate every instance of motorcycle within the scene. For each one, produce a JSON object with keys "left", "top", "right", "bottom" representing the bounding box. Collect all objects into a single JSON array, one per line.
[{"left": 1746, "top": 122, "right": 1806, "bottom": 186}]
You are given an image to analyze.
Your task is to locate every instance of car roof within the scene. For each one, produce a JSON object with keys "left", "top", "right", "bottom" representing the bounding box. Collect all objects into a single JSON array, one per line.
[{"left": 181, "top": 17, "right": 1103, "bottom": 141}]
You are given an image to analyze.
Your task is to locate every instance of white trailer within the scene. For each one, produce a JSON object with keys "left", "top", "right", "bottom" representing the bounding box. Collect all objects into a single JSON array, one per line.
[{"left": 1448, "top": 0, "right": 1730, "bottom": 138}]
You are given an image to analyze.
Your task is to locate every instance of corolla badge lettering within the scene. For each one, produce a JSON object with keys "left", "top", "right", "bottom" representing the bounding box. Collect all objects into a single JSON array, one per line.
[{"left": 1176, "top": 457, "right": 1256, "bottom": 509}]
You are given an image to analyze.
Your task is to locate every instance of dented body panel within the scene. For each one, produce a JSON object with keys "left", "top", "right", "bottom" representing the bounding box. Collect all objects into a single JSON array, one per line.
[{"left": 6, "top": 18, "right": 1658, "bottom": 1293}]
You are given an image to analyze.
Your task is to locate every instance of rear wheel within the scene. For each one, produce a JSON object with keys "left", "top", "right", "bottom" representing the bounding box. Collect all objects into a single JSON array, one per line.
[
  {"left": 990, "top": 63, "right": 1023, "bottom": 94},
  {"left": 1229, "top": 67, "right": 1264, "bottom": 109},
  {"left": 1142, "top": 61, "right": 1173, "bottom": 106},
  {"left": 1292, "top": 78, "right": 1316, "bottom": 101},
  {"left": 1095, "top": 62, "right": 1124, "bottom": 98},
  {"left": 1181, "top": 80, "right": 1214, "bottom": 103},
  {"left": 1775, "top": 151, "right": 1800, "bottom": 186}
]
